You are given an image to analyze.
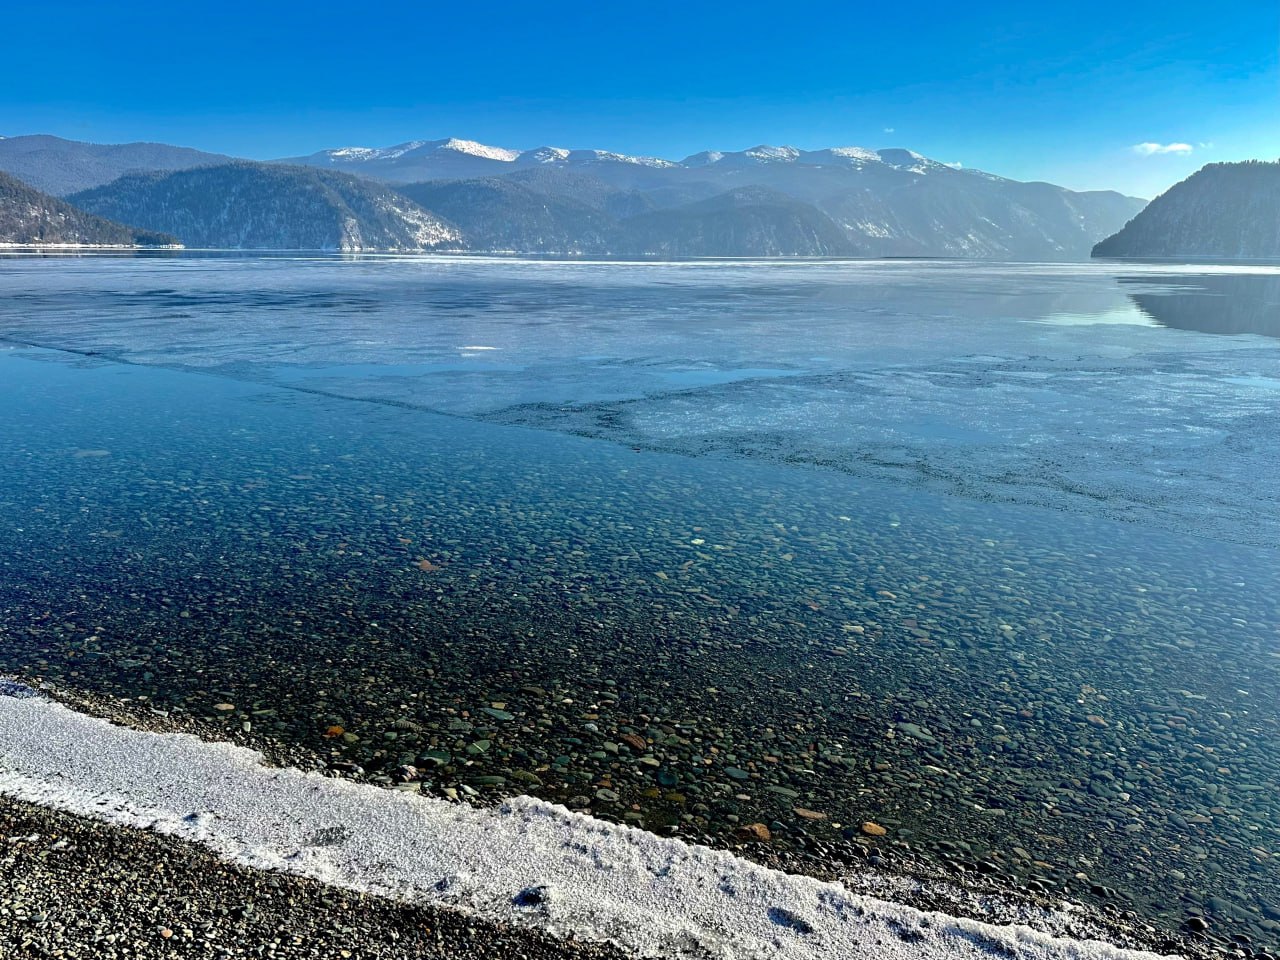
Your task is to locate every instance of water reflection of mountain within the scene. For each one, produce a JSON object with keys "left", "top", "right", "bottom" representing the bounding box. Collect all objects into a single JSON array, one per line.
[{"left": 1122, "top": 274, "right": 1280, "bottom": 337}]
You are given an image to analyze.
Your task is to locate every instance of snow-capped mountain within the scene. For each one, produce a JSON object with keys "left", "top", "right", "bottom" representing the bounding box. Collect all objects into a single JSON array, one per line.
[
  {"left": 279, "top": 138, "right": 677, "bottom": 183},
  {"left": 281, "top": 138, "right": 974, "bottom": 183},
  {"left": 321, "top": 138, "right": 521, "bottom": 164}
]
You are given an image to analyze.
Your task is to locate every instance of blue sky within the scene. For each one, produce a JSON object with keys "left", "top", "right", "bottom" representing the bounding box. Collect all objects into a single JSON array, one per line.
[{"left": 4, "top": 0, "right": 1276, "bottom": 198}]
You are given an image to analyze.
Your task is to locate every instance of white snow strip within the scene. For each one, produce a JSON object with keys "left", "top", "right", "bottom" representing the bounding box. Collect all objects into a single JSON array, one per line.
[
  {"left": 0, "top": 243, "right": 184, "bottom": 250},
  {"left": 0, "top": 688, "right": 1176, "bottom": 960}
]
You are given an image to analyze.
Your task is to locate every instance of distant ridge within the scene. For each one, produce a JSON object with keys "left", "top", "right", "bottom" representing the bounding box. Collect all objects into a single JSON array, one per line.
[
  {"left": 614, "top": 185, "right": 855, "bottom": 257},
  {"left": 396, "top": 178, "right": 856, "bottom": 257},
  {"left": 68, "top": 162, "right": 461, "bottom": 252},
  {"left": 1093, "top": 161, "right": 1280, "bottom": 260},
  {"left": 0, "top": 134, "right": 232, "bottom": 196},
  {"left": 0, "top": 170, "right": 179, "bottom": 247},
  {"left": 278, "top": 137, "right": 678, "bottom": 183},
  {"left": 282, "top": 139, "right": 975, "bottom": 184},
  {"left": 395, "top": 177, "right": 618, "bottom": 255}
]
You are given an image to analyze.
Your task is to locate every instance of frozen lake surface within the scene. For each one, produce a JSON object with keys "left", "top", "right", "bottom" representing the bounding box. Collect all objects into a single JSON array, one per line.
[{"left": 6, "top": 256, "right": 1280, "bottom": 543}]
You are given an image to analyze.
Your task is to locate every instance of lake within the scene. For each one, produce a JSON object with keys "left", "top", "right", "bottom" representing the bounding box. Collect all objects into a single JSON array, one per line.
[{"left": 0, "top": 254, "right": 1277, "bottom": 950}]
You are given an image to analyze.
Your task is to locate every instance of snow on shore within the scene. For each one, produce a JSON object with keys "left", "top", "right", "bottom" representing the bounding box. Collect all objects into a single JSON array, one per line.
[{"left": 0, "top": 685, "right": 1177, "bottom": 960}]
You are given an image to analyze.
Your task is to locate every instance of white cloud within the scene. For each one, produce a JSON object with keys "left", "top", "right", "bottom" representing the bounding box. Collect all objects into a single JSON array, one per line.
[
  {"left": 1132, "top": 141, "right": 1194, "bottom": 156},
  {"left": 943, "top": 161, "right": 963, "bottom": 169},
  {"left": 883, "top": 127, "right": 895, "bottom": 133}
]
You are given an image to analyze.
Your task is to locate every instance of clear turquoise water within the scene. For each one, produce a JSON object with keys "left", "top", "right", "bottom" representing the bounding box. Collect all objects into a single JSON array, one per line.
[{"left": 0, "top": 254, "right": 1277, "bottom": 948}]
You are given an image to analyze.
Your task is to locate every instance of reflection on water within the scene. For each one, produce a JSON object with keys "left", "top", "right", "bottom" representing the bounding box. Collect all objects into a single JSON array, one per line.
[{"left": 1124, "top": 274, "right": 1280, "bottom": 338}]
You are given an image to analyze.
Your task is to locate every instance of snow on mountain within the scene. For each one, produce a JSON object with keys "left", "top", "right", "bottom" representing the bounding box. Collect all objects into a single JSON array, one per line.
[
  {"left": 743, "top": 144, "right": 801, "bottom": 163},
  {"left": 436, "top": 138, "right": 521, "bottom": 162},
  {"left": 0, "top": 133, "right": 1144, "bottom": 259},
  {"left": 874, "top": 148, "right": 947, "bottom": 174},
  {"left": 286, "top": 137, "right": 978, "bottom": 180},
  {"left": 319, "top": 139, "right": 672, "bottom": 168},
  {"left": 678, "top": 145, "right": 887, "bottom": 169},
  {"left": 375, "top": 141, "right": 432, "bottom": 159},
  {"left": 266, "top": 136, "right": 1146, "bottom": 259},
  {"left": 509, "top": 147, "right": 677, "bottom": 167},
  {"left": 681, "top": 150, "right": 725, "bottom": 167},
  {"left": 517, "top": 146, "right": 571, "bottom": 164},
  {"left": 309, "top": 139, "right": 519, "bottom": 164},
  {"left": 328, "top": 147, "right": 384, "bottom": 161},
  {"left": 804, "top": 146, "right": 882, "bottom": 165},
  {"left": 563, "top": 149, "right": 678, "bottom": 167}
]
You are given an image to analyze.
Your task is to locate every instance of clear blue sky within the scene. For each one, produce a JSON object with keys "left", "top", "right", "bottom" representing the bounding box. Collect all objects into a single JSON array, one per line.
[{"left": 4, "top": 0, "right": 1277, "bottom": 198}]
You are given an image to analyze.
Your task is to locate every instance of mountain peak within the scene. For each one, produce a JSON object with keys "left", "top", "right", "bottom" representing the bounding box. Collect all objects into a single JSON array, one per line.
[
  {"left": 809, "top": 146, "right": 881, "bottom": 164},
  {"left": 328, "top": 146, "right": 382, "bottom": 161},
  {"left": 437, "top": 138, "right": 520, "bottom": 161},
  {"left": 288, "top": 137, "right": 975, "bottom": 177},
  {"left": 875, "top": 148, "right": 929, "bottom": 168},
  {"left": 742, "top": 145, "right": 801, "bottom": 163},
  {"left": 680, "top": 150, "right": 724, "bottom": 167},
  {"left": 564, "top": 149, "right": 677, "bottom": 168},
  {"left": 519, "top": 146, "right": 571, "bottom": 164}
]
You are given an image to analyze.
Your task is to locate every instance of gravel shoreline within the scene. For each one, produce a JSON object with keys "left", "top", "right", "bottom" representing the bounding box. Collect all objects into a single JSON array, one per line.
[
  {"left": 3, "top": 680, "right": 632, "bottom": 959},
  {"left": 0, "top": 794, "right": 631, "bottom": 960},
  {"left": 0, "top": 678, "right": 1230, "bottom": 960}
]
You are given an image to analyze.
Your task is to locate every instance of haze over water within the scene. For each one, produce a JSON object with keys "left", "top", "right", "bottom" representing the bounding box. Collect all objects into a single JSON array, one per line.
[{"left": 0, "top": 255, "right": 1277, "bottom": 949}]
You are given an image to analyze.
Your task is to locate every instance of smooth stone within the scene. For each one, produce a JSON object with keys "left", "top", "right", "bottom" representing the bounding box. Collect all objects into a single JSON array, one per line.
[{"left": 895, "top": 722, "right": 936, "bottom": 743}]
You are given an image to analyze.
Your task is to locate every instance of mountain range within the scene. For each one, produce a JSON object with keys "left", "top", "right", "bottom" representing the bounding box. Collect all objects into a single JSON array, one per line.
[
  {"left": 1092, "top": 161, "right": 1280, "bottom": 260},
  {"left": 278, "top": 138, "right": 680, "bottom": 184},
  {"left": 0, "top": 170, "right": 177, "bottom": 247},
  {"left": 0, "top": 133, "right": 1148, "bottom": 257},
  {"left": 285, "top": 138, "right": 1144, "bottom": 259}
]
